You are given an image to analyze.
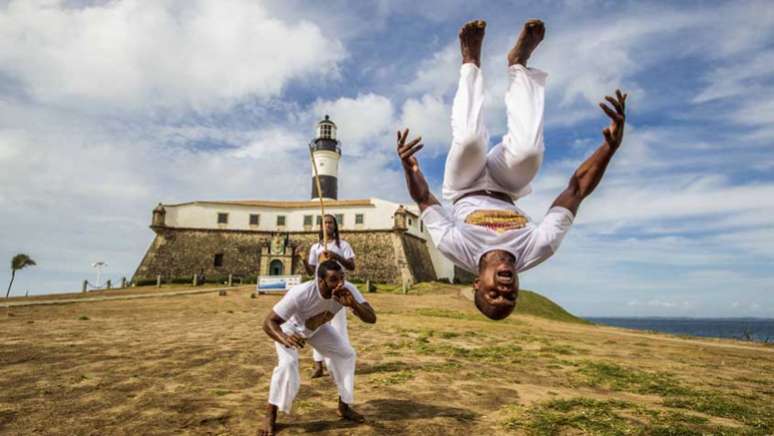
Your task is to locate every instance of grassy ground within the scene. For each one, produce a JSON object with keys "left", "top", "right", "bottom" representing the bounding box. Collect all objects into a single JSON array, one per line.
[{"left": 1, "top": 283, "right": 772, "bottom": 435}]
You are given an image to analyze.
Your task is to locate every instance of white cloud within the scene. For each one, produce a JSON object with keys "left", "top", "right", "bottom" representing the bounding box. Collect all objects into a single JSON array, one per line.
[
  {"left": 229, "top": 128, "right": 307, "bottom": 158},
  {"left": 399, "top": 94, "right": 450, "bottom": 156},
  {"left": 0, "top": 0, "right": 345, "bottom": 111},
  {"left": 405, "top": 43, "right": 459, "bottom": 97},
  {"left": 309, "top": 93, "right": 395, "bottom": 155}
]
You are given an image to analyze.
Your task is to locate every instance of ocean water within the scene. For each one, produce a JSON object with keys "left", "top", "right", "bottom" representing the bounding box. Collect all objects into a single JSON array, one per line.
[{"left": 585, "top": 317, "right": 774, "bottom": 343}]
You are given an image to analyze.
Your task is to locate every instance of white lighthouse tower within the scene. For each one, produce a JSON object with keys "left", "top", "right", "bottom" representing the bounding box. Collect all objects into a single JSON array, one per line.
[{"left": 310, "top": 115, "right": 341, "bottom": 200}]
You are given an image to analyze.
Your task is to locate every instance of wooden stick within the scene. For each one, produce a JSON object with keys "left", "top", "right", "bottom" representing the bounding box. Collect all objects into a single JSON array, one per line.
[{"left": 308, "top": 144, "right": 328, "bottom": 248}]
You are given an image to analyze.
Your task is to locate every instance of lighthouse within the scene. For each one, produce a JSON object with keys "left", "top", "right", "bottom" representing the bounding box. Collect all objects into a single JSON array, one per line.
[{"left": 310, "top": 115, "right": 341, "bottom": 200}]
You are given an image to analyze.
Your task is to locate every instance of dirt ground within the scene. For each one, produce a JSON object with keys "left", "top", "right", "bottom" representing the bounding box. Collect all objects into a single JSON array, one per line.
[{"left": 1, "top": 285, "right": 772, "bottom": 435}]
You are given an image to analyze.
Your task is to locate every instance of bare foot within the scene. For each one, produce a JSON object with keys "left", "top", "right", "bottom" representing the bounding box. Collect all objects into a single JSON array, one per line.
[
  {"left": 311, "top": 361, "right": 325, "bottom": 379},
  {"left": 459, "top": 19, "right": 486, "bottom": 67},
  {"left": 337, "top": 398, "right": 365, "bottom": 423},
  {"left": 258, "top": 404, "right": 277, "bottom": 436},
  {"left": 507, "top": 19, "right": 545, "bottom": 67}
]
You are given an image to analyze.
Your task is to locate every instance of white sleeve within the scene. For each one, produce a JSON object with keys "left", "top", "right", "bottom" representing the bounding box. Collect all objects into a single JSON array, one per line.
[
  {"left": 308, "top": 243, "right": 319, "bottom": 266},
  {"left": 421, "top": 205, "right": 477, "bottom": 272},
  {"left": 272, "top": 287, "right": 301, "bottom": 321},
  {"left": 341, "top": 240, "right": 355, "bottom": 259},
  {"left": 518, "top": 206, "right": 574, "bottom": 272},
  {"left": 344, "top": 281, "right": 367, "bottom": 304}
]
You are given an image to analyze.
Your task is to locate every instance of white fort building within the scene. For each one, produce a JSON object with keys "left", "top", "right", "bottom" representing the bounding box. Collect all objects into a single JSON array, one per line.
[{"left": 133, "top": 116, "right": 462, "bottom": 285}]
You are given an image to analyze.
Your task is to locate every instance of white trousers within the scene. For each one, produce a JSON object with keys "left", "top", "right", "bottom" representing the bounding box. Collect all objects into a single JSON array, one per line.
[
  {"left": 269, "top": 322, "right": 356, "bottom": 414},
  {"left": 312, "top": 309, "right": 349, "bottom": 362},
  {"left": 442, "top": 63, "right": 547, "bottom": 202}
]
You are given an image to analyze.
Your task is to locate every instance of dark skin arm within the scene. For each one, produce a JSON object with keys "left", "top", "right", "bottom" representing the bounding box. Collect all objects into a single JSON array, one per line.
[
  {"left": 552, "top": 89, "right": 627, "bottom": 215},
  {"left": 293, "top": 244, "right": 316, "bottom": 276},
  {"left": 262, "top": 311, "right": 307, "bottom": 348},
  {"left": 323, "top": 251, "right": 355, "bottom": 271},
  {"left": 396, "top": 128, "right": 441, "bottom": 212},
  {"left": 333, "top": 283, "right": 377, "bottom": 324}
]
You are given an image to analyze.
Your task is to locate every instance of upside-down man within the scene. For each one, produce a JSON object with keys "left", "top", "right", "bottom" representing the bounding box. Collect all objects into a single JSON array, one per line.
[{"left": 397, "top": 19, "right": 627, "bottom": 320}]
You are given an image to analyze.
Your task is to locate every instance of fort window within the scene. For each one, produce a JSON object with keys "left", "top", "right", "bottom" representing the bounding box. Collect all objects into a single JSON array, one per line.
[
  {"left": 420, "top": 220, "right": 424, "bottom": 232},
  {"left": 303, "top": 215, "right": 313, "bottom": 226},
  {"left": 316, "top": 215, "right": 322, "bottom": 225},
  {"left": 408, "top": 218, "right": 413, "bottom": 226},
  {"left": 217, "top": 213, "right": 228, "bottom": 224},
  {"left": 213, "top": 253, "right": 224, "bottom": 268},
  {"left": 249, "top": 214, "right": 260, "bottom": 225},
  {"left": 355, "top": 214, "right": 364, "bottom": 225},
  {"left": 335, "top": 214, "right": 344, "bottom": 227},
  {"left": 277, "top": 215, "right": 286, "bottom": 226}
]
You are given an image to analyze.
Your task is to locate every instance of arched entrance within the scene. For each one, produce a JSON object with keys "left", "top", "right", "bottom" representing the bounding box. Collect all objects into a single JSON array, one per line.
[{"left": 269, "top": 259, "right": 284, "bottom": 276}]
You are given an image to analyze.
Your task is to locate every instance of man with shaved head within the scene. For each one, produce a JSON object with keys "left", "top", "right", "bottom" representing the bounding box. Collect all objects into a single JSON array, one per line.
[
  {"left": 259, "top": 260, "right": 376, "bottom": 435},
  {"left": 397, "top": 19, "right": 627, "bottom": 320}
]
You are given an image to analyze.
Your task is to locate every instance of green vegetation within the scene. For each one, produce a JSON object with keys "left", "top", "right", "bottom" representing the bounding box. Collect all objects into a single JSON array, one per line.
[
  {"left": 663, "top": 393, "right": 772, "bottom": 432},
  {"left": 576, "top": 361, "right": 690, "bottom": 396},
  {"left": 501, "top": 397, "right": 746, "bottom": 435},
  {"left": 517, "top": 290, "right": 589, "bottom": 324},
  {"left": 573, "top": 360, "right": 773, "bottom": 433},
  {"left": 539, "top": 344, "right": 581, "bottom": 355},
  {"left": 371, "top": 282, "right": 586, "bottom": 324},
  {"left": 502, "top": 398, "right": 640, "bottom": 434},
  {"left": 382, "top": 329, "right": 526, "bottom": 365},
  {"left": 414, "top": 308, "right": 479, "bottom": 320},
  {"left": 372, "top": 369, "right": 415, "bottom": 386}
]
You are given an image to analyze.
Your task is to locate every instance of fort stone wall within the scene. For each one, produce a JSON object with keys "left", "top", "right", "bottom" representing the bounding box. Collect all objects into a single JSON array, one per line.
[{"left": 133, "top": 228, "right": 440, "bottom": 285}]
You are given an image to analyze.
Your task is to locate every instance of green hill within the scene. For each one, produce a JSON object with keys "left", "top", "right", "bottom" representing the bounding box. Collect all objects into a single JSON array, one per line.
[
  {"left": 362, "top": 281, "right": 587, "bottom": 324},
  {"left": 516, "top": 289, "right": 589, "bottom": 324}
]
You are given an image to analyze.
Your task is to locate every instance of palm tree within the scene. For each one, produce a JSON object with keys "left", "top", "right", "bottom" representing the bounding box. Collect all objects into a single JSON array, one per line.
[{"left": 6, "top": 254, "right": 36, "bottom": 298}]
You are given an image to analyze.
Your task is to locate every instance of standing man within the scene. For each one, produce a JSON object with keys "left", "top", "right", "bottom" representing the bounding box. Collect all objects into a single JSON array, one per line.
[
  {"left": 300, "top": 214, "right": 356, "bottom": 378},
  {"left": 397, "top": 19, "right": 627, "bottom": 320},
  {"left": 259, "top": 260, "right": 376, "bottom": 435}
]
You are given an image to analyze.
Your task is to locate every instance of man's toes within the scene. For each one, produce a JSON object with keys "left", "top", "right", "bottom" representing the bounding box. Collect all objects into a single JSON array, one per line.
[
  {"left": 526, "top": 19, "right": 544, "bottom": 29},
  {"left": 460, "top": 19, "right": 486, "bottom": 35}
]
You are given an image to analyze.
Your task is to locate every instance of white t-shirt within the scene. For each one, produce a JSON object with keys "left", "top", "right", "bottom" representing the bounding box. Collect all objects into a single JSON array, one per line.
[
  {"left": 421, "top": 195, "right": 574, "bottom": 273},
  {"left": 272, "top": 279, "right": 366, "bottom": 338},
  {"left": 308, "top": 240, "right": 355, "bottom": 268}
]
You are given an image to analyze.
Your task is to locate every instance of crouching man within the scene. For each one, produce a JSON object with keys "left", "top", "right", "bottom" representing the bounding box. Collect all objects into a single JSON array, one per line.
[{"left": 259, "top": 260, "right": 376, "bottom": 435}]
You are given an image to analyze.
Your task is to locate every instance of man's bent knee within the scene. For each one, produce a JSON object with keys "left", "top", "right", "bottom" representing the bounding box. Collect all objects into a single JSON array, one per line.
[{"left": 453, "top": 133, "right": 487, "bottom": 153}]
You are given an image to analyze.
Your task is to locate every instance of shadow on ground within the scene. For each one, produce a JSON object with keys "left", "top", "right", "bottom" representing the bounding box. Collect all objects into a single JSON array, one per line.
[{"left": 284, "top": 399, "right": 478, "bottom": 433}]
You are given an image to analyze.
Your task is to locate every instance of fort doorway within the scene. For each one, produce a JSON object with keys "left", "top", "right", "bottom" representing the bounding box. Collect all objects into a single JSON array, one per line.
[{"left": 269, "top": 259, "right": 284, "bottom": 276}]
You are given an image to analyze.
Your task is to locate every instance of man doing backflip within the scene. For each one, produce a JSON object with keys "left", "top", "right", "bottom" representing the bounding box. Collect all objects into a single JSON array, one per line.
[{"left": 397, "top": 19, "right": 627, "bottom": 320}]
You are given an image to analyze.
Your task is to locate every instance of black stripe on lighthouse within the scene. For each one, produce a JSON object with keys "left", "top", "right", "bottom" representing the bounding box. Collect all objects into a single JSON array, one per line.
[{"left": 311, "top": 175, "right": 338, "bottom": 200}]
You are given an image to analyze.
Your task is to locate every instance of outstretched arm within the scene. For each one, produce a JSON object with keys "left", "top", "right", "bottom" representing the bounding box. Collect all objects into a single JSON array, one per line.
[
  {"left": 396, "top": 128, "right": 441, "bottom": 212},
  {"left": 552, "top": 90, "right": 627, "bottom": 215}
]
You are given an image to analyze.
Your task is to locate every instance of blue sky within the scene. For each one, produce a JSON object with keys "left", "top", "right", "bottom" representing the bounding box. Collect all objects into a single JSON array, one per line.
[{"left": 0, "top": 0, "right": 772, "bottom": 317}]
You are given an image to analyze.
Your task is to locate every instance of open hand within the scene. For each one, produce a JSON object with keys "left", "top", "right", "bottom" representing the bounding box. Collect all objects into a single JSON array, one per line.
[
  {"left": 281, "top": 333, "right": 306, "bottom": 349},
  {"left": 599, "top": 89, "right": 627, "bottom": 149},
  {"left": 396, "top": 128, "right": 424, "bottom": 170}
]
